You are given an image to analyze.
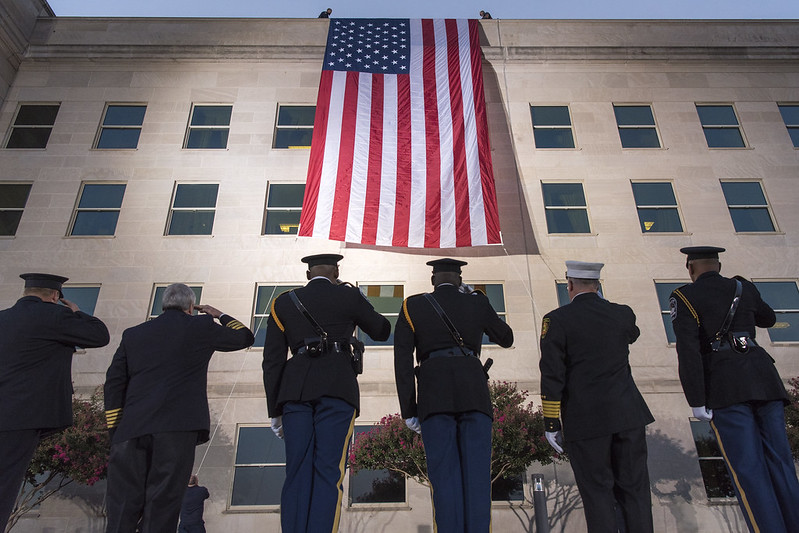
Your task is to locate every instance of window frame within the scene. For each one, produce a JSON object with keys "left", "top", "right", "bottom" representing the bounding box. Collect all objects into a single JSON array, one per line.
[
  {"left": 228, "top": 423, "right": 286, "bottom": 511},
  {"left": 0, "top": 182, "right": 33, "bottom": 237},
  {"left": 273, "top": 104, "right": 316, "bottom": 149},
  {"left": 613, "top": 103, "right": 662, "bottom": 149},
  {"left": 67, "top": 182, "right": 127, "bottom": 237},
  {"left": 251, "top": 284, "right": 302, "bottom": 349},
  {"left": 147, "top": 284, "right": 203, "bottom": 320},
  {"left": 262, "top": 182, "right": 306, "bottom": 235},
  {"left": 777, "top": 103, "right": 799, "bottom": 148},
  {"left": 630, "top": 181, "right": 684, "bottom": 234},
  {"left": 529, "top": 104, "right": 577, "bottom": 150},
  {"left": 695, "top": 103, "right": 747, "bottom": 149},
  {"left": 165, "top": 182, "right": 219, "bottom": 236},
  {"left": 752, "top": 279, "right": 799, "bottom": 344},
  {"left": 347, "top": 423, "right": 408, "bottom": 508},
  {"left": 183, "top": 103, "right": 233, "bottom": 150},
  {"left": 541, "top": 181, "right": 592, "bottom": 235},
  {"left": 4, "top": 103, "right": 60, "bottom": 149},
  {"left": 93, "top": 103, "right": 147, "bottom": 150},
  {"left": 719, "top": 179, "right": 777, "bottom": 233}
]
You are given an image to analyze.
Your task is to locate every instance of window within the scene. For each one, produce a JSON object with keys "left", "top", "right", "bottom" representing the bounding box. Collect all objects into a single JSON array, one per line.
[
  {"left": 655, "top": 282, "right": 684, "bottom": 343},
  {"left": 690, "top": 420, "right": 735, "bottom": 500},
  {"left": 274, "top": 105, "right": 315, "bottom": 149},
  {"left": 251, "top": 285, "right": 301, "bottom": 348},
  {"left": 0, "top": 183, "right": 32, "bottom": 236},
  {"left": 95, "top": 104, "right": 146, "bottom": 149},
  {"left": 69, "top": 183, "right": 126, "bottom": 236},
  {"left": 778, "top": 104, "right": 799, "bottom": 148},
  {"left": 5, "top": 104, "right": 60, "bottom": 149},
  {"left": 61, "top": 286, "right": 101, "bottom": 316},
  {"left": 696, "top": 105, "right": 745, "bottom": 148},
  {"left": 349, "top": 425, "right": 406, "bottom": 505},
  {"left": 613, "top": 105, "right": 660, "bottom": 148},
  {"left": 148, "top": 285, "right": 202, "bottom": 319},
  {"left": 530, "top": 106, "right": 575, "bottom": 149},
  {"left": 469, "top": 284, "right": 506, "bottom": 344},
  {"left": 184, "top": 105, "right": 232, "bottom": 149},
  {"left": 541, "top": 183, "right": 590, "bottom": 234},
  {"left": 720, "top": 181, "right": 775, "bottom": 232},
  {"left": 166, "top": 183, "right": 218, "bottom": 235},
  {"left": 357, "top": 285, "right": 403, "bottom": 346},
  {"left": 230, "top": 425, "right": 286, "bottom": 508},
  {"left": 556, "top": 281, "right": 604, "bottom": 307},
  {"left": 264, "top": 183, "right": 305, "bottom": 235},
  {"left": 631, "top": 182, "right": 683, "bottom": 233},
  {"left": 492, "top": 474, "right": 525, "bottom": 503},
  {"left": 753, "top": 281, "right": 799, "bottom": 342}
]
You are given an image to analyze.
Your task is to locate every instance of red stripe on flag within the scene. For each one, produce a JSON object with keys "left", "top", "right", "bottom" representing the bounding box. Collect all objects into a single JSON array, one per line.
[
  {"left": 393, "top": 74, "right": 412, "bottom": 247},
  {"left": 299, "top": 70, "right": 334, "bottom": 236},
  {"left": 361, "top": 74, "right": 384, "bottom": 245},
  {"left": 422, "top": 19, "right": 441, "bottom": 248},
  {"left": 329, "top": 71, "right": 360, "bottom": 241}
]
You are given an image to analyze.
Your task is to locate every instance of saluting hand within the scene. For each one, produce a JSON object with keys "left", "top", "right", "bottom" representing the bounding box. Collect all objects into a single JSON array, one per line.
[
  {"left": 194, "top": 304, "right": 222, "bottom": 318},
  {"left": 59, "top": 298, "right": 80, "bottom": 313}
]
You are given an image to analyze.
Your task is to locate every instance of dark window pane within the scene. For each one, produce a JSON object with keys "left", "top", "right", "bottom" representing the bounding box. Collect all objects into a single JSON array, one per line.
[
  {"left": 480, "top": 284, "right": 505, "bottom": 313},
  {"left": 97, "top": 129, "right": 141, "bottom": 149},
  {"left": 78, "top": 184, "right": 126, "bottom": 209},
  {"left": 542, "top": 183, "right": 586, "bottom": 207},
  {"left": 350, "top": 469, "right": 405, "bottom": 504},
  {"left": 267, "top": 184, "right": 306, "bottom": 208},
  {"left": 655, "top": 283, "right": 684, "bottom": 309},
  {"left": 186, "top": 129, "right": 229, "bottom": 149},
  {"left": 779, "top": 105, "right": 799, "bottom": 125},
  {"left": 720, "top": 182, "right": 766, "bottom": 206},
  {"left": 278, "top": 106, "right": 316, "bottom": 126},
  {"left": 274, "top": 129, "right": 313, "bottom": 149},
  {"left": 60, "top": 287, "right": 100, "bottom": 315},
  {"left": 533, "top": 128, "right": 575, "bottom": 149},
  {"left": 545, "top": 209, "right": 590, "bottom": 233},
  {"left": 190, "top": 106, "right": 232, "bottom": 126},
  {"left": 174, "top": 184, "right": 218, "bottom": 208},
  {"left": 699, "top": 460, "right": 736, "bottom": 498},
  {"left": 254, "top": 286, "right": 296, "bottom": 315},
  {"left": 491, "top": 474, "right": 524, "bottom": 502},
  {"left": 0, "top": 211, "right": 24, "bottom": 235},
  {"left": 619, "top": 128, "right": 660, "bottom": 148},
  {"left": 168, "top": 211, "right": 215, "bottom": 235},
  {"left": 753, "top": 281, "right": 799, "bottom": 310},
  {"left": 264, "top": 211, "right": 301, "bottom": 235},
  {"left": 788, "top": 128, "right": 799, "bottom": 148},
  {"left": 556, "top": 282, "right": 570, "bottom": 307},
  {"left": 530, "top": 106, "right": 571, "bottom": 126},
  {"left": 103, "top": 105, "right": 146, "bottom": 126},
  {"left": 231, "top": 466, "right": 285, "bottom": 506},
  {"left": 150, "top": 286, "right": 202, "bottom": 316},
  {"left": 236, "top": 427, "right": 286, "bottom": 464},
  {"left": 728, "top": 208, "right": 774, "bottom": 232},
  {"left": 614, "top": 106, "right": 655, "bottom": 126},
  {"left": 696, "top": 106, "right": 738, "bottom": 126},
  {"left": 15, "top": 105, "right": 60, "bottom": 125},
  {"left": 71, "top": 211, "right": 120, "bottom": 236},
  {"left": 691, "top": 421, "right": 722, "bottom": 456},
  {"left": 632, "top": 183, "right": 676, "bottom": 206},
  {"left": 0, "top": 184, "right": 32, "bottom": 208},
  {"left": 767, "top": 312, "right": 799, "bottom": 342},
  {"left": 703, "top": 128, "right": 745, "bottom": 148},
  {"left": 6, "top": 128, "right": 52, "bottom": 149},
  {"left": 637, "top": 208, "right": 682, "bottom": 232}
]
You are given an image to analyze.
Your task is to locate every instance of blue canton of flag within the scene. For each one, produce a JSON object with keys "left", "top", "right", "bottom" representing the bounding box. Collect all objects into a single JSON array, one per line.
[{"left": 324, "top": 19, "right": 411, "bottom": 74}]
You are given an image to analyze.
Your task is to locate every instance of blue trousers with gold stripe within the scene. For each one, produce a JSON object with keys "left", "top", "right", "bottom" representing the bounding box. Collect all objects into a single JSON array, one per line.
[
  {"left": 711, "top": 400, "right": 799, "bottom": 533},
  {"left": 281, "top": 396, "right": 356, "bottom": 533},
  {"left": 421, "top": 411, "right": 493, "bottom": 533}
]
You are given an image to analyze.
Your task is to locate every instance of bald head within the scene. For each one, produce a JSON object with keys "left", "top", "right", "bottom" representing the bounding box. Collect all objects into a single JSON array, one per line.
[{"left": 687, "top": 258, "right": 721, "bottom": 281}]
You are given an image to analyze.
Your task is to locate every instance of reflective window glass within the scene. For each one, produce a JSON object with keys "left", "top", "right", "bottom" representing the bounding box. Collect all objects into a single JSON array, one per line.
[
  {"left": 753, "top": 281, "right": 799, "bottom": 342},
  {"left": 349, "top": 426, "right": 406, "bottom": 505},
  {"left": 185, "top": 105, "right": 232, "bottom": 149},
  {"left": 264, "top": 183, "right": 305, "bottom": 235},
  {"left": 0, "top": 183, "right": 32, "bottom": 235},
  {"left": 5, "top": 104, "right": 60, "bottom": 149},
  {"left": 720, "top": 182, "right": 775, "bottom": 232},
  {"left": 530, "top": 106, "right": 575, "bottom": 148},
  {"left": 251, "top": 285, "right": 301, "bottom": 348},
  {"left": 631, "top": 182, "right": 682, "bottom": 233},
  {"left": 274, "top": 105, "right": 315, "bottom": 149}
]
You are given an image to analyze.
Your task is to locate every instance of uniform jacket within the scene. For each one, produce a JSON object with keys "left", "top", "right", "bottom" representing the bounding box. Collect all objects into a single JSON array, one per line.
[
  {"left": 104, "top": 309, "right": 254, "bottom": 444},
  {"left": 670, "top": 271, "right": 786, "bottom": 409},
  {"left": 394, "top": 284, "right": 514, "bottom": 422},
  {"left": 262, "top": 278, "right": 390, "bottom": 417},
  {"left": 0, "top": 296, "right": 110, "bottom": 432},
  {"left": 539, "top": 292, "right": 653, "bottom": 442}
]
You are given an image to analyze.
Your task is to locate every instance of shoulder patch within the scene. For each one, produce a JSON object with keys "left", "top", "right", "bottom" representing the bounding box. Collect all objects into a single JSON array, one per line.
[
  {"left": 541, "top": 317, "right": 550, "bottom": 340},
  {"left": 669, "top": 297, "right": 677, "bottom": 321}
]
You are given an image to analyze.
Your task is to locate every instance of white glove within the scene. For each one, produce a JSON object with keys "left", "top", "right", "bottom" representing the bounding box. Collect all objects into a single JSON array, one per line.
[
  {"left": 271, "top": 417, "right": 284, "bottom": 439},
  {"left": 405, "top": 417, "right": 422, "bottom": 435},
  {"left": 692, "top": 406, "right": 713, "bottom": 422},
  {"left": 545, "top": 431, "right": 564, "bottom": 453}
]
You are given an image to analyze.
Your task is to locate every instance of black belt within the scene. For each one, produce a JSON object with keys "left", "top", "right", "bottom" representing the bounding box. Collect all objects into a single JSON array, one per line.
[
  {"left": 295, "top": 341, "right": 351, "bottom": 358},
  {"left": 426, "top": 347, "right": 477, "bottom": 360}
]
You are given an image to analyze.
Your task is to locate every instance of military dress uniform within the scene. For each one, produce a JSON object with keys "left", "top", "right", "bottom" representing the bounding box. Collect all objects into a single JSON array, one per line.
[
  {"left": 394, "top": 259, "right": 513, "bottom": 533},
  {"left": 670, "top": 246, "right": 799, "bottom": 533},
  {"left": 104, "top": 303, "right": 253, "bottom": 533},
  {"left": 0, "top": 273, "right": 110, "bottom": 528},
  {"left": 539, "top": 261, "right": 654, "bottom": 533},
  {"left": 262, "top": 254, "right": 390, "bottom": 533}
]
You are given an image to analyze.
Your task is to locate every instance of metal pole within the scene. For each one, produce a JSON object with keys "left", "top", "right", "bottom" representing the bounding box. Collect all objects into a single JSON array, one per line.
[{"left": 532, "top": 473, "right": 550, "bottom": 533}]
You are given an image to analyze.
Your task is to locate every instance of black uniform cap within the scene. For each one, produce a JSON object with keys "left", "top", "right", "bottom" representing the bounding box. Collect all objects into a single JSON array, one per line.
[
  {"left": 20, "top": 273, "right": 68, "bottom": 296},
  {"left": 301, "top": 254, "right": 343, "bottom": 268},
  {"left": 680, "top": 246, "right": 725, "bottom": 261},
  {"left": 426, "top": 258, "right": 468, "bottom": 274}
]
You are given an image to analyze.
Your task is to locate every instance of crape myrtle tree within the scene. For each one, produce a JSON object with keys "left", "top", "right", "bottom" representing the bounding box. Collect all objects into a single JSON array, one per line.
[{"left": 5, "top": 390, "right": 109, "bottom": 533}]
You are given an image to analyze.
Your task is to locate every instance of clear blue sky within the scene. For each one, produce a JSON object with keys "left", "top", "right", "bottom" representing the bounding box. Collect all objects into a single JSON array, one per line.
[{"left": 46, "top": 0, "right": 799, "bottom": 20}]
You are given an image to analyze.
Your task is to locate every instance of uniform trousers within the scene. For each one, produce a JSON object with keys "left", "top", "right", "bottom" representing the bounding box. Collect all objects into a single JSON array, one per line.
[
  {"left": 0, "top": 429, "right": 40, "bottom": 528},
  {"left": 566, "top": 426, "right": 653, "bottom": 533},
  {"left": 105, "top": 431, "right": 198, "bottom": 533},
  {"left": 280, "top": 396, "right": 356, "bottom": 533},
  {"left": 421, "top": 411, "right": 493, "bottom": 533},
  {"left": 711, "top": 400, "right": 799, "bottom": 533}
]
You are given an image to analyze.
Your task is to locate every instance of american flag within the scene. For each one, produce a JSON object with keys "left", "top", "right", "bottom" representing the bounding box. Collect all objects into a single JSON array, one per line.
[{"left": 298, "top": 19, "right": 501, "bottom": 248}]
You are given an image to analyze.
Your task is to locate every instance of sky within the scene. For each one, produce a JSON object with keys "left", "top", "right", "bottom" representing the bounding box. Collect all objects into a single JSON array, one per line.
[{"left": 45, "top": 0, "right": 799, "bottom": 20}]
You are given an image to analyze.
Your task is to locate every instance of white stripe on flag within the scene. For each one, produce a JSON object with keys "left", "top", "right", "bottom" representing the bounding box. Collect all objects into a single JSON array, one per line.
[
  {"left": 376, "top": 75, "right": 398, "bottom": 247},
  {"left": 434, "top": 19, "right": 456, "bottom": 249},
  {"left": 315, "top": 70, "right": 348, "bottom": 240},
  {"left": 408, "top": 19, "right": 426, "bottom": 249},
  {"left": 346, "top": 73, "right": 372, "bottom": 243}
]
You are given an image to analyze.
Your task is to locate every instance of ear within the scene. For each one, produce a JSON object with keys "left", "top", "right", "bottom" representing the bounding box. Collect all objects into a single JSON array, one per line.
[
  {"left": 718, "top": 261, "right": 722, "bottom": 273},
  {"left": 306, "top": 270, "right": 312, "bottom": 281}
]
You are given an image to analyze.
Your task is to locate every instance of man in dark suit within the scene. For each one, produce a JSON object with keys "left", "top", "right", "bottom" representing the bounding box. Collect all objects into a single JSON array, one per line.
[
  {"left": 670, "top": 246, "right": 799, "bottom": 533},
  {"left": 318, "top": 7, "right": 332, "bottom": 18},
  {"left": 263, "top": 254, "right": 390, "bottom": 533},
  {"left": 394, "top": 258, "right": 513, "bottom": 533},
  {"left": 178, "top": 475, "right": 210, "bottom": 533},
  {"left": 104, "top": 283, "right": 253, "bottom": 533},
  {"left": 540, "top": 260, "right": 654, "bottom": 533},
  {"left": 0, "top": 273, "right": 110, "bottom": 528}
]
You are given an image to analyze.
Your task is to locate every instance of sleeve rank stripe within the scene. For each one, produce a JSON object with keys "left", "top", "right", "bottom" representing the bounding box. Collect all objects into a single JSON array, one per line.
[
  {"left": 542, "top": 399, "right": 561, "bottom": 418},
  {"left": 402, "top": 298, "right": 415, "bottom": 333},
  {"left": 226, "top": 320, "right": 245, "bottom": 330},
  {"left": 673, "top": 289, "right": 700, "bottom": 325}
]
